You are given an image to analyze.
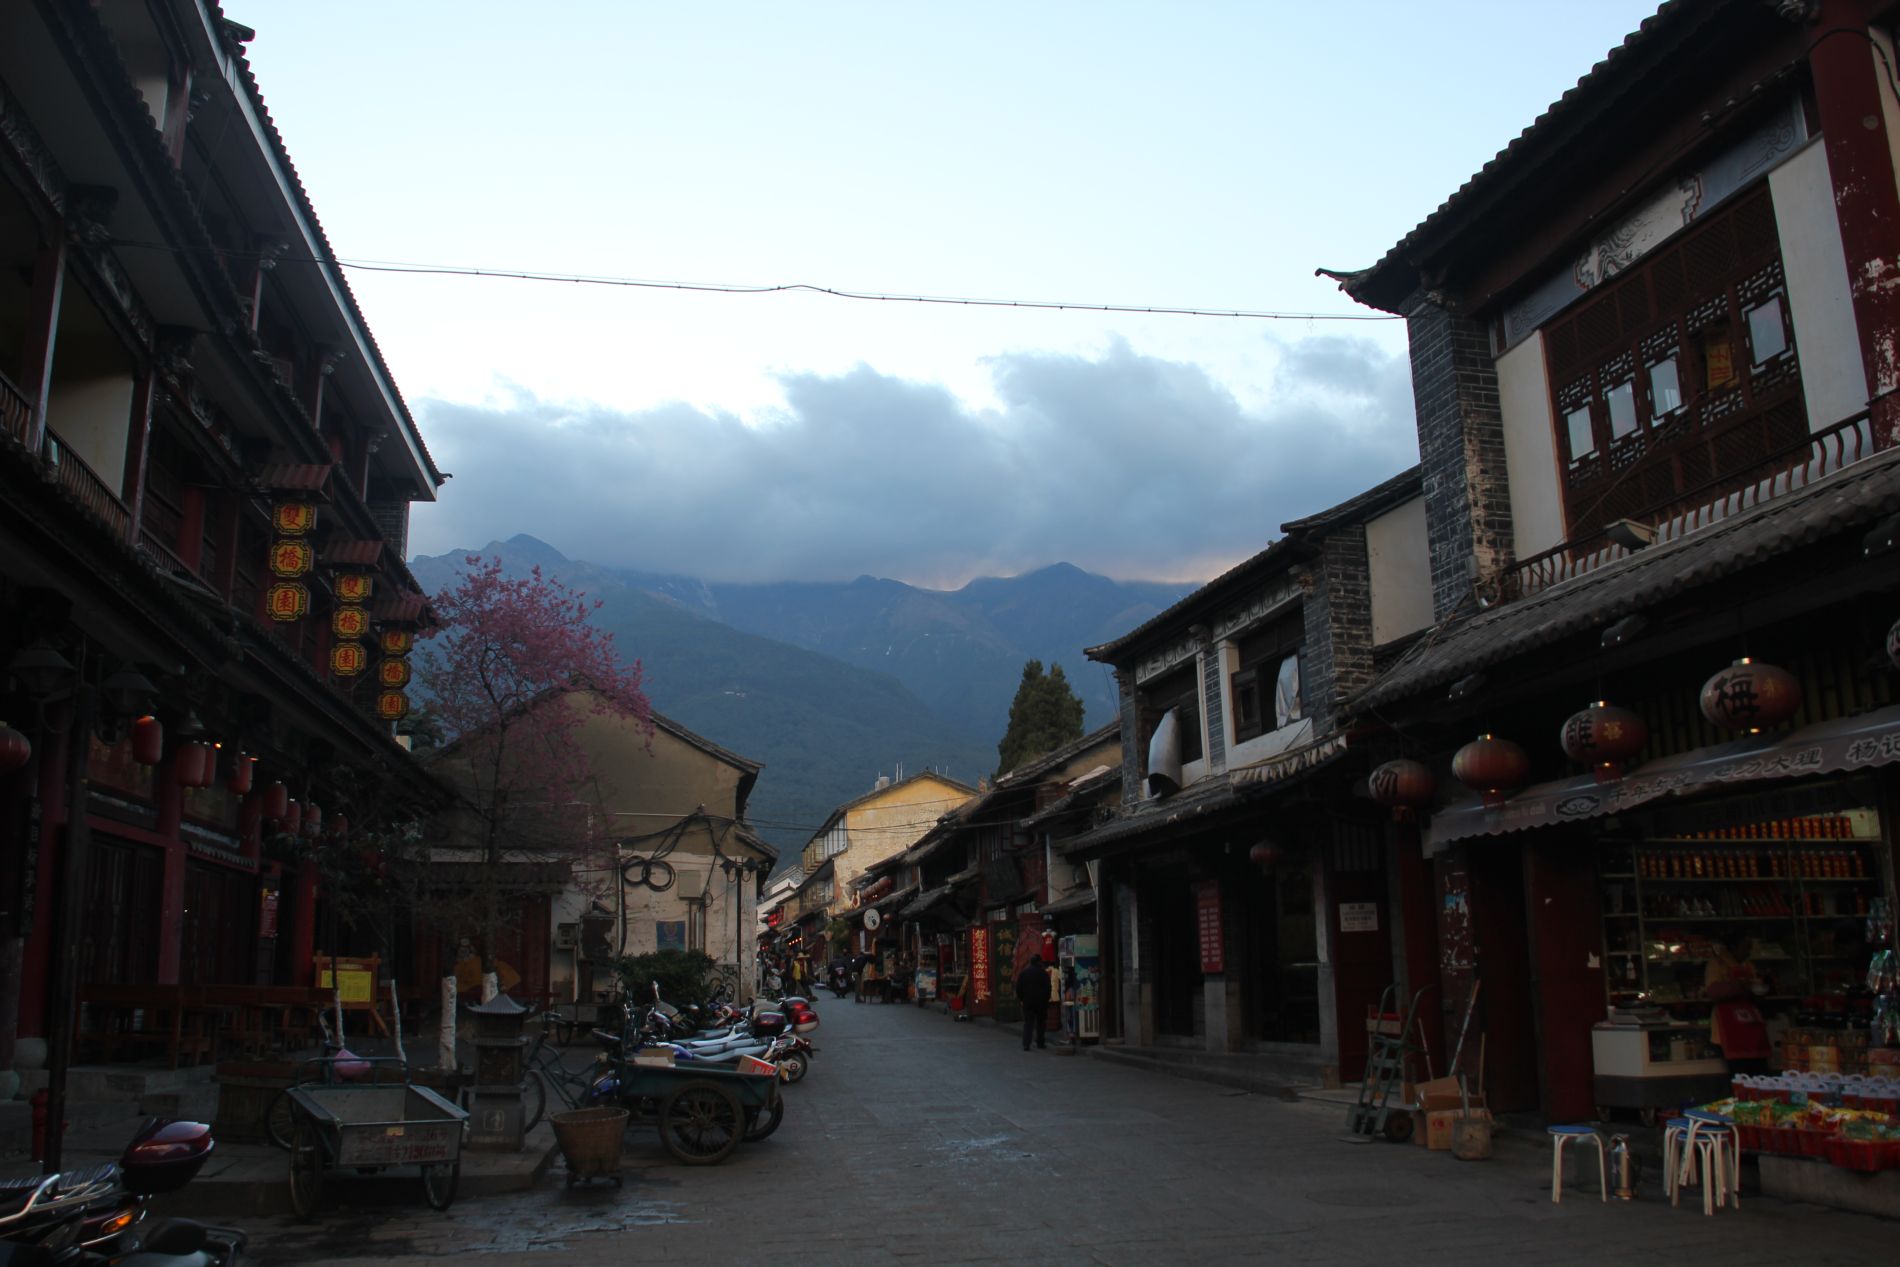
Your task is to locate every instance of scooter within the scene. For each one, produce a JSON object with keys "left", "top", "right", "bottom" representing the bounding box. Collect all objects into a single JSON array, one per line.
[
  {"left": 825, "top": 965, "right": 852, "bottom": 998},
  {"left": 0, "top": 1118, "right": 246, "bottom": 1264}
]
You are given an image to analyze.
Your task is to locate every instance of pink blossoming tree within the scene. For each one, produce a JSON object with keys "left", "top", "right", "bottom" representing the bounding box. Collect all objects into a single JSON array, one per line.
[{"left": 421, "top": 555, "right": 651, "bottom": 975}]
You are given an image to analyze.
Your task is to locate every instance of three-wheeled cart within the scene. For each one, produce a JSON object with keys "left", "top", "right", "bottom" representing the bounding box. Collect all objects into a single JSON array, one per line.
[
  {"left": 607, "top": 1059, "right": 782, "bottom": 1165},
  {"left": 284, "top": 1061, "right": 468, "bottom": 1218}
]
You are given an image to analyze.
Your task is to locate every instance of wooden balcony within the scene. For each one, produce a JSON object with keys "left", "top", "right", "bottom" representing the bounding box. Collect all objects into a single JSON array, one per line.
[
  {"left": 1507, "top": 410, "right": 1877, "bottom": 599},
  {"left": 44, "top": 429, "right": 131, "bottom": 542},
  {"left": 0, "top": 370, "right": 32, "bottom": 449}
]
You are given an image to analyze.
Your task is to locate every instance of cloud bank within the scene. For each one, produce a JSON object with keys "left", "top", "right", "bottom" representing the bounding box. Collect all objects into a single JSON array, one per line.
[{"left": 409, "top": 336, "right": 1419, "bottom": 584}]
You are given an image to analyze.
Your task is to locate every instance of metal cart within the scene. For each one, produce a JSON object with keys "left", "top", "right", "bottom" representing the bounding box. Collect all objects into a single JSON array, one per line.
[
  {"left": 602, "top": 1059, "right": 782, "bottom": 1166},
  {"left": 284, "top": 1059, "right": 469, "bottom": 1218}
]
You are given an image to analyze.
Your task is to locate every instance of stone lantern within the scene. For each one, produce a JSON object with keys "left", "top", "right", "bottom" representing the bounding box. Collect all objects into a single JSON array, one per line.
[{"left": 465, "top": 994, "right": 529, "bottom": 1150}]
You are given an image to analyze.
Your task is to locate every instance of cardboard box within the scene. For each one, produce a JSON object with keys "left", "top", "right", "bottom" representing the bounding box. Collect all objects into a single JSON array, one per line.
[
  {"left": 1417, "top": 1107, "right": 1494, "bottom": 1151},
  {"left": 1415, "top": 1076, "right": 1484, "bottom": 1113}
]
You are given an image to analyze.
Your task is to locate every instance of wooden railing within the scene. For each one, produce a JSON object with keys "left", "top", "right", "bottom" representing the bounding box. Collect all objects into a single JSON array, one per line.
[
  {"left": 0, "top": 370, "right": 32, "bottom": 448},
  {"left": 138, "top": 527, "right": 192, "bottom": 578},
  {"left": 1507, "top": 410, "right": 1877, "bottom": 599},
  {"left": 45, "top": 431, "right": 131, "bottom": 541}
]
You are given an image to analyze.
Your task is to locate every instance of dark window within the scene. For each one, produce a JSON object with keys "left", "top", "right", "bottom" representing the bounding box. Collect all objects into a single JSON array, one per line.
[
  {"left": 1145, "top": 665, "right": 1202, "bottom": 764},
  {"left": 1231, "top": 614, "right": 1303, "bottom": 743},
  {"left": 1544, "top": 185, "right": 1806, "bottom": 542}
]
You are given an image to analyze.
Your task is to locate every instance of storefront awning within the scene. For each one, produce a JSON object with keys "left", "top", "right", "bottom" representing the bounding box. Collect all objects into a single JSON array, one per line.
[
  {"left": 1040, "top": 889, "right": 1096, "bottom": 917},
  {"left": 1229, "top": 730, "right": 1350, "bottom": 787},
  {"left": 1423, "top": 704, "right": 1900, "bottom": 851}
]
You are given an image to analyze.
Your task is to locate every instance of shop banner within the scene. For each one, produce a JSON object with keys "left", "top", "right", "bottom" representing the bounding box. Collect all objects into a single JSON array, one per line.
[
  {"left": 1195, "top": 880, "right": 1224, "bottom": 974},
  {"left": 970, "top": 927, "right": 991, "bottom": 1005},
  {"left": 1424, "top": 704, "right": 1900, "bottom": 851}
]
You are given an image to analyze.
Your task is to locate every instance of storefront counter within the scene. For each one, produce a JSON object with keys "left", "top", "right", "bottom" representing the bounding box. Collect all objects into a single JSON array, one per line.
[{"left": 1592, "top": 1020, "right": 1732, "bottom": 1111}]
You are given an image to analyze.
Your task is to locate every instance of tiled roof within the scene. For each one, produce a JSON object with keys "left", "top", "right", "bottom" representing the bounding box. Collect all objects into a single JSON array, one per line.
[
  {"left": 323, "top": 539, "right": 384, "bottom": 567},
  {"left": 1280, "top": 466, "right": 1421, "bottom": 538},
  {"left": 209, "top": 4, "right": 446, "bottom": 488},
  {"left": 1086, "top": 539, "right": 1301, "bottom": 664},
  {"left": 1335, "top": 1, "right": 1709, "bottom": 312},
  {"left": 372, "top": 592, "right": 430, "bottom": 623},
  {"left": 255, "top": 463, "right": 334, "bottom": 494},
  {"left": 1059, "top": 773, "right": 1250, "bottom": 858},
  {"left": 801, "top": 769, "right": 977, "bottom": 847},
  {"left": 995, "top": 720, "right": 1121, "bottom": 787},
  {"left": 1352, "top": 445, "right": 1900, "bottom": 713}
]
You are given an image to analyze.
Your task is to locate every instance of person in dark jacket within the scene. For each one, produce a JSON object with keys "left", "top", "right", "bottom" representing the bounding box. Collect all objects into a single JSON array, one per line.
[{"left": 1015, "top": 956, "right": 1053, "bottom": 1050}]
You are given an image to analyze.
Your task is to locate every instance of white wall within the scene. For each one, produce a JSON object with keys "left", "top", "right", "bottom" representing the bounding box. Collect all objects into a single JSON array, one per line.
[
  {"left": 1365, "top": 497, "right": 1432, "bottom": 644},
  {"left": 1769, "top": 139, "right": 1868, "bottom": 431},
  {"left": 1496, "top": 335, "right": 1566, "bottom": 559},
  {"left": 47, "top": 369, "right": 133, "bottom": 493}
]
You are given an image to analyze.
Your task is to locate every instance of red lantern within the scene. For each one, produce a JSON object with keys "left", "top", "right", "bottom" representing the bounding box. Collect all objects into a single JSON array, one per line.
[
  {"left": 1452, "top": 734, "right": 1530, "bottom": 807},
  {"left": 269, "top": 540, "right": 314, "bottom": 578},
  {"left": 375, "top": 691, "right": 409, "bottom": 721},
  {"left": 377, "top": 657, "right": 411, "bottom": 689},
  {"left": 226, "top": 751, "right": 255, "bottom": 795},
  {"left": 0, "top": 723, "right": 30, "bottom": 773},
  {"left": 1368, "top": 759, "right": 1436, "bottom": 820},
  {"left": 131, "top": 715, "right": 164, "bottom": 766},
  {"left": 272, "top": 502, "right": 318, "bottom": 536},
  {"left": 266, "top": 582, "right": 310, "bottom": 622},
  {"left": 1699, "top": 658, "right": 1801, "bottom": 733},
  {"left": 302, "top": 802, "right": 322, "bottom": 838},
  {"left": 331, "top": 607, "right": 370, "bottom": 640},
  {"left": 334, "top": 573, "right": 374, "bottom": 604},
  {"left": 173, "top": 741, "right": 213, "bottom": 788},
  {"left": 264, "top": 781, "right": 289, "bottom": 819},
  {"left": 1560, "top": 701, "right": 1649, "bottom": 782},
  {"left": 380, "top": 629, "right": 415, "bottom": 656},
  {"left": 1248, "top": 841, "right": 1283, "bottom": 868},
  {"left": 330, "top": 814, "right": 350, "bottom": 841},
  {"left": 282, "top": 799, "right": 302, "bottom": 835},
  {"left": 330, "top": 642, "right": 368, "bottom": 677}
]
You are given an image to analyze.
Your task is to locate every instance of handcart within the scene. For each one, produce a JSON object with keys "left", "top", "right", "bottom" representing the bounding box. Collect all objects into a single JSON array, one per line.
[
  {"left": 283, "top": 1058, "right": 468, "bottom": 1218},
  {"left": 599, "top": 1056, "right": 782, "bottom": 1166}
]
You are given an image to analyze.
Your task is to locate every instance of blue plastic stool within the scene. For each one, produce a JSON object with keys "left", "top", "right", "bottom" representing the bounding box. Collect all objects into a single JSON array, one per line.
[{"left": 1548, "top": 1124, "right": 1607, "bottom": 1203}]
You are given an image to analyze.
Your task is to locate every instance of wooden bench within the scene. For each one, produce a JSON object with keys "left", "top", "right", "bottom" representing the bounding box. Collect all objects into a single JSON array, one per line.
[{"left": 76, "top": 984, "right": 222, "bottom": 1068}]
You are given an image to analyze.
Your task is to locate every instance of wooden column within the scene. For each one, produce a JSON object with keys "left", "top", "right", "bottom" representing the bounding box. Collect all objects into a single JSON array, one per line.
[
  {"left": 120, "top": 368, "right": 157, "bottom": 545},
  {"left": 177, "top": 487, "right": 206, "bottom": 571},
  {"left": 19, "top": 234, "right": 66, "bottom": 454},
  {"left": 1810, "top": 3, "right": 1900, "bottom": 448},
  {"left": 153, "top": 747, "right": 188, "bottom": 985}
]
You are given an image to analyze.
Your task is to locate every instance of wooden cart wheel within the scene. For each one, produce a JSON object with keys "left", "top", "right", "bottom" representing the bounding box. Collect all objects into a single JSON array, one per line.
[
  {"left": 658, "top": 1080, "right": 742, "bottom": 1165},
  {"left": 287, "top": 1121, "right": 325, "bottom": 1220},
  {"left": 1383, "top": 1112, "right": 1414, "bottom": 1144},
  {"left": 421, "top": 1161, "right": 460, "bottom": 1211},
  {"left": 743, "top": 1088, "right": 785, "bottom": 1143}
]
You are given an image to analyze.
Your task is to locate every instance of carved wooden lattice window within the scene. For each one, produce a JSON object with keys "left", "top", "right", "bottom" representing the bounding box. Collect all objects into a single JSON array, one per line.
[{"left": 1543, "top": 185, "right": 1806, "bottom": 541}]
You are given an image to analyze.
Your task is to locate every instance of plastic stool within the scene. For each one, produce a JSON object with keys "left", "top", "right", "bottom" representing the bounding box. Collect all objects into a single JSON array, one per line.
[
  {"left": 1548, "top": 1124, "right": 1608, "bottom": 1203},
  {"left": 1664, "top": 1115, "right": 1738, "bottom": 1215}
]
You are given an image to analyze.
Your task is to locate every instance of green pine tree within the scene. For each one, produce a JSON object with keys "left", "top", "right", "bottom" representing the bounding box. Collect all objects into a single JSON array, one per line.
[{"left": 994, "top": 660, "right": 1086, "bottom": 778}]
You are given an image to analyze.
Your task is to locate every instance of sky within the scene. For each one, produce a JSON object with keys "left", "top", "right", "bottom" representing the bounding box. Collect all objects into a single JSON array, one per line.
[{"left": 230, "top": 1, "right": 1666, "bottom": 586}]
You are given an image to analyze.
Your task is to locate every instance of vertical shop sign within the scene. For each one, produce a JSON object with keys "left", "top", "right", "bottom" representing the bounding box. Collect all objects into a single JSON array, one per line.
[
  {"left": 1195, "top": 880, "right": 1224, "bottom": 974},
  {"left": 970, "top": 926, "right": 991, "bottom": 1004},
  {"left": 992, "top": 920, "right": 1020, "bottom": 1022}
]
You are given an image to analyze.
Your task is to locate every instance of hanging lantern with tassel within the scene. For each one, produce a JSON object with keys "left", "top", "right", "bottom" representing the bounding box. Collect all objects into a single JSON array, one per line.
[
  {"left": 1699, "top": 658, "right": 1801, "bottom": 733},
  {"left": 1368, "top": 759, "right": 1437, "bottom": 821},
  {"left": 1248, "top": 841, "right": 1283, "bottom": 870},
  {"left": 264, "top": 781, "right": 289, "bottom": 820},
  {"left": 131, "top": 715, "right": 164, "bottom": 766},
  {"left": 173, "top": 741, "right": 213, "bottom": 788},
  {"left": 282, "top": 799, "right": 302, "bottom": 835},
  {"left": 302, "top": 802, "right": 322, "bottom": 838},
  {"left": 0, "top": 723, "right": 31, "bottom": 774},
  {"left": 226, "top": 752, "right": 255, "bottom": 796},
  {"left": 1560, "top": 701, "right": 1649, "bottom": 783},
  {"left": 1453, "top": 734, "right": 1530, "bottom": 807}
]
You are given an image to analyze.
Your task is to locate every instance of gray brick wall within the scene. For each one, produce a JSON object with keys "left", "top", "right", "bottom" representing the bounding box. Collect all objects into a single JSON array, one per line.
[
  {"left": 1200, "top": 647, "right": 1225, "bottom": 773},
  {"left": 1403, "top": 291, "right": 1515, "bottom": 620},
  {"left": 1299, "top": 525, "right": 1374, "bottom": 734},
  {"left": 1115, "top": 669, "right": 1144, "bottom": 806}
]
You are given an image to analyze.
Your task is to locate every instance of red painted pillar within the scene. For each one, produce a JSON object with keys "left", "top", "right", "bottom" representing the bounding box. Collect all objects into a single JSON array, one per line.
[
  {"left": 1810, "top": 3, "right": 1900, "bottom": 448},
  {"left": 154, "top": 750, "right": 187, "bottom": 985},
  {"left": 1390, "top": 822, "right": 1444, "bottom": 1061},
  {"left": 287, "top": 864, "right": 318, "bottom": 987},
  {"left": 18, "top": 714, "right": 73, "bottom": 1037}
]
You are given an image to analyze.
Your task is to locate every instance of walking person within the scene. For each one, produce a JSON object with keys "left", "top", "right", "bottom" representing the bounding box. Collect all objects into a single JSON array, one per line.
[{"left": 1015, "top": 955, "right": 1053, "bottom": 1051}]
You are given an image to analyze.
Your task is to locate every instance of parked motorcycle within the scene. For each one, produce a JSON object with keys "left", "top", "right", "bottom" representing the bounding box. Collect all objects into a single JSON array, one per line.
[
  {"left": 825, "top": 964, "right": 852, "bottom": 998},
  {"left": 0, "top": 1118, "right": 245, "bottom": 1265}
]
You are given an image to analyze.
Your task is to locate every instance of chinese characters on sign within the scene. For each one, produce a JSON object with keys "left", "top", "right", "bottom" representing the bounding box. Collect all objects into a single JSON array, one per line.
[
  {"left": 1195, "top": 880, "right": 1223, "bottom": 974},
  {"left": 970, "top": 927, "right": 991, "bottom": 1004},
  {"left": 1340, "top": 901, "right": 1379, "bottom": 933}
]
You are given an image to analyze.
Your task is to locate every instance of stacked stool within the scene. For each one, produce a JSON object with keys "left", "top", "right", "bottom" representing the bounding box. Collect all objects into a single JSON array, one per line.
[
  {"left": 1664, "top": 1111, "right": 1740, "bottom": 1215},
  {"left": 1547, "top": 1124, "right": 1608, "bottom": 1203}
]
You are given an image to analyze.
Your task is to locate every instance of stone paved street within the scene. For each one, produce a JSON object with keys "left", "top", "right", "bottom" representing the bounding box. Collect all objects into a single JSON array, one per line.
[{"left": 246, "top": 998, "right": 1898, "bottom": 1265}]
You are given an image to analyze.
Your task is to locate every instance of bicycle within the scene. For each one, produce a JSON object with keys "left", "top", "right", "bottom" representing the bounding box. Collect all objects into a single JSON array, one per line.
[{"left": 518, "top": 1015, "right": 606, "bottom": 1132}]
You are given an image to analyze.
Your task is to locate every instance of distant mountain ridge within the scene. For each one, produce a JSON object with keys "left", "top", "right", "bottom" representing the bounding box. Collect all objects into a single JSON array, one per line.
[
  {"left": 607, "top": 559, "right": 1195, "bottom": 737},
  {"left": 409, "top": 536, "right": 1198, "bottom": 857}
]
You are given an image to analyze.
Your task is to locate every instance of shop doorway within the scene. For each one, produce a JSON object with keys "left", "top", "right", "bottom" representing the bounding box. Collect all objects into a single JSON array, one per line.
[
  {"left": 1467, "top": 844, "right": 1539, "bottom": 1112},
  {"left": 1144, "top": 871, "right": 1199, "bottom": 1037},
  {"left": 180, "top": 861, "right": 259, "bottom": 985},
  {"left": 1242, "top": 850, "right": 1320, "bottom": 1043},
  {"left": 77, "top": 835, "right": 162, "bottom": 986},
  {"left": 1330, "top": 822, "right": 1392, "bottom": 1082}
]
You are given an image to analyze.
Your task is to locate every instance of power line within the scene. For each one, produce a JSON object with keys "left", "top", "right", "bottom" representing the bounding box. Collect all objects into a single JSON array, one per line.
[{"left": 108, "top": 238, "right": 1400, "bottom": 323}]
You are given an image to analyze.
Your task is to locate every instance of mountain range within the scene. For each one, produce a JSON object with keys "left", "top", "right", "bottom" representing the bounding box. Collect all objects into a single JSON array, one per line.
[{"left": 409, "top": 536, "right": 1196, "bottom": 859}]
